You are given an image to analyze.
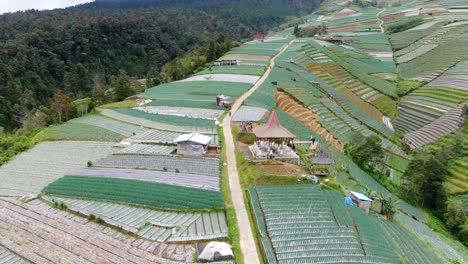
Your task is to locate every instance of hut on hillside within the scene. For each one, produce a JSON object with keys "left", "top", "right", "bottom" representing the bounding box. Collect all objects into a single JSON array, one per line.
[
  {"left": 350, "top": 191, "right": 373, "bottom": 213},
  {"left": 173, "top": 132, "right": 212, "bottom": 156},
  {"left": 249, "top": 111, "right": 298, "bottom": 163}
]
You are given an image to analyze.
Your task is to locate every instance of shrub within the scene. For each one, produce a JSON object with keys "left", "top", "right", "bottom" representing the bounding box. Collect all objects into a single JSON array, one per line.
[{"left": 87, "top": 160, "right": 93, "bottom": 167}]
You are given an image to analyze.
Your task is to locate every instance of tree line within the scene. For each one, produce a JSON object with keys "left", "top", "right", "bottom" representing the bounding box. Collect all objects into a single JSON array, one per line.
[{"left": 0, "top": 0, "right": 323, "bottom": 131}]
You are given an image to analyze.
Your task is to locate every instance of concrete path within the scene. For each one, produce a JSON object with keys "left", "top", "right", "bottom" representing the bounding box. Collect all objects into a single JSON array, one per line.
[{"left": 222, "top": 40, "right": 294, "bottom": 264}]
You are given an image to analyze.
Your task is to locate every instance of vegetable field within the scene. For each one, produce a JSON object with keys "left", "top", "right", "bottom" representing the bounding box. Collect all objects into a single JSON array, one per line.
[
  {"left": 0, "top": 141, "right": 113, "bottom": 196},
  {"left": 0, "top": 198, "right": 194, "bottom": 263},
  {"left": 42, "top": 122, "right": 124, "bottom": 141},
  {"left": 43, "top": 196, "right": 228, "bottom": 242},
  {"left": 249, "top": 185, "right": 399, "bottom": 264},
  {"left": 0, "top": 245, "right": 27, "bottom": 264},
  {"left": 114, "top": 108, "right": 216, "bottom": 127},
  {"left": 94, "top": 154, "right": 220, "bottom": 176},
  {"left": 78, "top": 167, "right": 220, "bottom": 191},
  {"left": 43, "top": 176, "right": 224, "bottom": 210},
  {"left": 69, "top": 114, "right": 147, "bottom": 137}
]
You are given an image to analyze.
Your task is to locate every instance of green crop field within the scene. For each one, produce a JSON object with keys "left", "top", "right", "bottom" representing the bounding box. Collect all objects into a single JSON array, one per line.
[
  {"left": 195, "top": 65, "right": 265, "bottom": 76},
  {"left": 138, "top": 81, "right": 251, "bottom": 109},
  {"left": 43, "top": 175, "right": 223, "bottom": 210},
  {"left": 41, "top": 122, "right": 124, "bottom": 142},
  {"left": 113, "top": 108, "right": 216, "bottom": 127}
]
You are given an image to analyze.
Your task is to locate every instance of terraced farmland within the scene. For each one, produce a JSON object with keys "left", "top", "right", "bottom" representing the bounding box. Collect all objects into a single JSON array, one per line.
[
  {"left": 42, "top": 122, "right": 124, "bottom": 141},
  {"left": 195, "top": 65, "right": 265, "bottom": 76},
  {"left": 395, "top": 213, "right": 468, "bottom": 263},
  {"left": 134, "top": 106, "right": 224, "bottom": 120},
  {"left": 179, "top": 73, "right": 259, "bottom": 84},
  {"left": 0, "top": 198, "right": 193, "bottom": 263},
  {"left": 100, "top": 108, "right": 218, "bottom": 134},
  {"left": 94, "top": 154, "right": 220, "bottom": 176},
  {"left": 77, "top": 167, "right": 220, "bottom": 191},
  {"left": 138, "top": 80, "right": 251, "bottom": 108},
  {"left": 43, "top": 176, "right": 223, "bottom": 210},
  {"left": 43, "top": 196, "right": 228, "bottom": 242},
  {"left": 395, "top": 86, "right": 468, "bottom": 133},
  {"left": 249, "top": 185, "right": 398, "bottom": 264},
  {"left": 125, "top": 129, "right": 219, "bottom": 146},
  {"left": 378, "top": 219, "right": 441, "bottom": 264},
  {"left": 403, "top": 102, "right": 466, "bottom": 150},
  {"left": 0, "top": 141, "right": 113, "bottom": 197},
  {"left": 68, "top": 114, "right": 147, "bottom": 137},
  {"left": 0, "top": 246, "right": 27, "bottom": 264}
]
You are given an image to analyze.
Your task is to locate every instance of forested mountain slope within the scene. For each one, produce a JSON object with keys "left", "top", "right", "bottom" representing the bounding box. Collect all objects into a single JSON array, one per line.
[{"left": 0, "top": 0, "right": 321, "bottom": 129}]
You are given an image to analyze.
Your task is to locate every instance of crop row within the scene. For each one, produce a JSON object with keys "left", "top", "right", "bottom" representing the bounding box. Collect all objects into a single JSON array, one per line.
[
  {"left": 43, "top": 195, "right": 227, "bottom": 242},
  {"left": 69, "top": 114, "right": 147, "bottom": 137},
  {"left": 0, "top": 198, "right": 184, "bottom": 263},
  {"left": 43, "top": 176, "right": 224, "bottom": 210},
  {"left": 94, "top": 154, "right": 220, "bottom": 176},
  {"left": 78, "top": 166, "right": 220, "bottom": 191},
  {"left": 0, "top": 141, "right": 113, "bottom": 197}
]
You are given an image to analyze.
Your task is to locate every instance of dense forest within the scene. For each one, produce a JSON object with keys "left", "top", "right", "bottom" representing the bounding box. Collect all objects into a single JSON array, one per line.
[{"left": 0, "top": 0, "right": 322, "bottom": 130}]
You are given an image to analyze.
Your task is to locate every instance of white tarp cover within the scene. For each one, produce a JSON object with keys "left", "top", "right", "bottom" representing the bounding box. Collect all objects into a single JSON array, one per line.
[
  {"left": 198, "top": 242, "right": 233, "bottom": 261},
  {"left": 173, "top": 132, "right": 212, "bottom": 145}
]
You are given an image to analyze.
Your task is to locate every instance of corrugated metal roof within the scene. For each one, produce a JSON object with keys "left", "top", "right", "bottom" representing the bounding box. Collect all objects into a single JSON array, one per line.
[
  {"left": 351, "top": 191, "right": 373, "bottom": 202},
  {"left": 173, "top": 132, "right": 212, "bottom": 145}
]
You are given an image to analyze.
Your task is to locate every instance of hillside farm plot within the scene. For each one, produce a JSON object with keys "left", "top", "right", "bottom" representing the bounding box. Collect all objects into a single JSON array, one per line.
[
  {"left": 232, "top": 106, "right": 268, "bottom": 122},
  {"left": 427, "top": 60, "right": 468, "bottom": 91},
  {"left": 77, "top": 167, "right": 220, "bottom": 191},
  {"left": 139, "top": 80, "right": 251, "bottom": 110},
  {"left": 195, "top": 65, "right": 265, "bottom": 76},
  {"left": 43, "top": 196, "right": 228, "bottom": 242},
  {"left": 403, "top": 103, "right": 466, "bottom": 150},
  {"left": 446, "top": 154, "right": 468, "bottom": 194},
  {"left": 117, "top": 143, "right": 176, "bottom": 155},
  {"left": 114, "top": 108, "right": 215, "bottom": 127},
  {"left": 0, "top": 198, "right": 193, "bottom": 263},
  {"left": 221, "top": 54, "right": 271, "bottom": 62},
  {"left": 378, "top": 219, "right": 441, "bottom": 264},
  {"left": 0, "top": 245, "right": 28, "bottom": 264},
  {"left": 42, "top": 122, "right": 124, "bottom": 141},
  {"left": 68, "top": 114, "right": 147, "bottom": 137},
  {"left": 134, "top": 106, "right": 224, "bottom": 120},
  {"left": 0, "top": 141, "right": 113, "bottom": 197},
  {"left": 395, "top": 213, "right": 468, "bottom": 263},
  {"left": 395, "top": 86, "right": 468, "bottom": 133},
  {"left": 179, "top": 74, "right": 260, "bottom": 84},
  {"left": 100, "top": 109, "right": 218, "bottom": 134},
  {"left": 125, "top": 129, "right": 219, "bottom": 146},
  {"left": 249, "top": 185, "right": 398, "bottom": 264},
  {"left": 94, "top": 154, "right": 220, "bottom": 176},
  {"left": 43, "top": 176, "right": 224, "bottom": 210}
]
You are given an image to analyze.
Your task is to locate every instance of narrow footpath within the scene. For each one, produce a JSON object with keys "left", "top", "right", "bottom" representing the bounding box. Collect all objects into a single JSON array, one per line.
[
  {"left": 222, "top": 39, "right": 294, "bottom": 264},
  {"left": 377, "top": 8, "right": 386, "bottom": 33}
]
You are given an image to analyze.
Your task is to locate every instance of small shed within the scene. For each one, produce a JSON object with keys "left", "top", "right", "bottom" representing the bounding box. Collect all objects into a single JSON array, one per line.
[
  {"left": 256, "top": 34, "right": 265, "bottom": 43},
  {"left": 216, "top": 94, "right": 230, "bottom": 107},
  {"left": 350, "top": 191, "right": 373, "bottom": 213},
  {"left": 173, "top": 132, "right": 212, "bottom": 156}
]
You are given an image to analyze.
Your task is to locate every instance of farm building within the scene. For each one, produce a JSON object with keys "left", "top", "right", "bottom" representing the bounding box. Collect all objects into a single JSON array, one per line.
[
  {"left": 255, "top": 34, "right": 265, "bottom": 43},
  {"left": 216, "top": 94, "right": 230, "bottom": 107},
  {"left": 249, "top": 111, "right": 299, "bottom": 163},
  {"left": 173, "top": 132, "right": 212, "bottom": 156},
  {"left": 350, "top": 191, "right": 373, "bottom": 213}
]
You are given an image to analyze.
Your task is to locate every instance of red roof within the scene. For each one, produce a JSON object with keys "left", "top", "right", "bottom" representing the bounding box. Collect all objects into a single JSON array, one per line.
[
  {"left": 253, "top": 111, "right": 295, "bottom": 139},
  {"left": 256, "top": 34, "right": 265, "bottom": 40}
]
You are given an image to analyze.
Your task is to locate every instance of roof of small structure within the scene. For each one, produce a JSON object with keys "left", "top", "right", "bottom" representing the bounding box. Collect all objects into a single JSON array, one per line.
[
  {"left": 173, "top": 132, "right": 212, "bottom": 145},
  {"left": 253, "top": 111, "right": 295, "bottom": 139},
  {"left": 198, "top": 242, "right": 233, "bottom": 261},
  {"left": 310, "top": 152, "right": 334, "bottom": 165},
  {"left": 350, "top": 191, "right": 373, "bottom": 202}
]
